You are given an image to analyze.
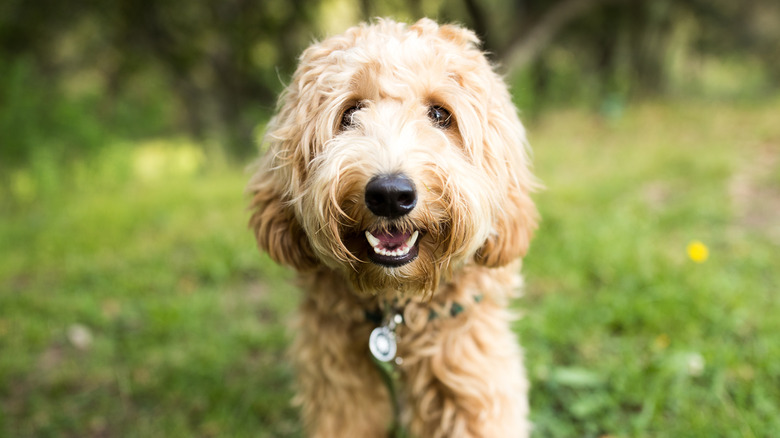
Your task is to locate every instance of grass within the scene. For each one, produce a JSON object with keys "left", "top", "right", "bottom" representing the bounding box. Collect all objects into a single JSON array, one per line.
[
  {"left": 1, "top": 98, "right": 779, "bottom": 437},
  {"left": 521, "top": 100, "right": 780, "bottom": 436}
]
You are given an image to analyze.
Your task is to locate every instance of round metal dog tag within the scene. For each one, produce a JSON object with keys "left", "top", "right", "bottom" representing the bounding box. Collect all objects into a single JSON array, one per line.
[{"left": 369, "top": 326, "right": 396, "bottom": 362}]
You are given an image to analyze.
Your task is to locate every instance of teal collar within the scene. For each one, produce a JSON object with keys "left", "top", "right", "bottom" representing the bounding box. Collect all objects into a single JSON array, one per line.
[
  {"left": 429, "top": 294, "right": 483, "bottom": 320},
  {"left": 364, "top": 294, "right": 484, "bottom": 325}
]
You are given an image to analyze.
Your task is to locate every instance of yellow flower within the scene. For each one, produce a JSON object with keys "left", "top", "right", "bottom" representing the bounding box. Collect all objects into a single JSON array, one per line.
[
  {"left": 653, "top": 333, "right": 671, "bottom": 350},
  {"left": 687, "top": 241, "right": 709, "bottom": 263}
]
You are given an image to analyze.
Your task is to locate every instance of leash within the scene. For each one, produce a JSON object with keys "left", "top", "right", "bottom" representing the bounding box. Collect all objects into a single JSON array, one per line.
[{"left": 366, "top": 301, "right": 405, "bottom": 437}]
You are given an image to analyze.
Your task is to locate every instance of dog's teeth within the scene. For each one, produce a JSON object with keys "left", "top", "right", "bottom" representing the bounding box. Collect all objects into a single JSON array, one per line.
[
  {"left": 405, "top": 230, "right": 419, "bottom": 247},
  {"left": 365, "top": 231, "right": 381, "bottom": 248},
  {"left": 366, "top": 230, "right": 418, "bottom": 257}
]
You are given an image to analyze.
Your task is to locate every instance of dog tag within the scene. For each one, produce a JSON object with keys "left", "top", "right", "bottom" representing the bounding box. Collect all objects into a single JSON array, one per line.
[{"left": 369, "top": 326, "right": 397, "bottom": 362}]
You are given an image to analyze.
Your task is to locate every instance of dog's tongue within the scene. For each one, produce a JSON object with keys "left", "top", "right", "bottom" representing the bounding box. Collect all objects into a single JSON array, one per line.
[{"left": 374, "top": 230, "right": 411, "bottom": 248}]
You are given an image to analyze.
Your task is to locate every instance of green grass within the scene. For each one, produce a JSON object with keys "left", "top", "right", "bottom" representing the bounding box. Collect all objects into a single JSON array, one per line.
[
  {"left": 0, "top": 147, "right": 301, "bottom": 437},
  {"left": 522, "top": 100, "right": 780, "bottom": 436},
  {"left": 1, "top": 99, "right": 779, "bottom": 437}
]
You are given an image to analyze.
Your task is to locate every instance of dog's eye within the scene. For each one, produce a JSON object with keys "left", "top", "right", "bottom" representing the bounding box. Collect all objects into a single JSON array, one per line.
[
  {"left": 340, "top": 104, "right": 361, "bottom": 129},
  {"left": 428, "top": 105, "right": 452, "bottom": 128}
]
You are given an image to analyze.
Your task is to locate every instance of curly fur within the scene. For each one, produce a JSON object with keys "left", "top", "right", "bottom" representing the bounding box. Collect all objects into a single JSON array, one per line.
[{"left": 248, "top": 18, "right": 538, "bottom": 437}]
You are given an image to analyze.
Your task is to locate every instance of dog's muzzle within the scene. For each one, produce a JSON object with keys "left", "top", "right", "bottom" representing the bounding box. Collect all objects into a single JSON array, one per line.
[{"left": 363, "top": 174, "right": 421, "bottom": 267}]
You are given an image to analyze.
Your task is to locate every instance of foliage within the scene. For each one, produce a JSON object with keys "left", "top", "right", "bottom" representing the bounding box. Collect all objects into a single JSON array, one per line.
[
  {"left": 0, "top": 55, "right": 176, "bottom": 169},
  {"left": 1, "top": 100, "right": 779, "bottom": 436},
  {"left": 1, "top": 0, "right": 778, "bottom": 166}
]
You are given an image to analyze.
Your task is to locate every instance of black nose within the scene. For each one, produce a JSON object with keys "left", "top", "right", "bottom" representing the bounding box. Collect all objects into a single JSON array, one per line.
[{"left": 364, "top": 174, "right": 417, "bottom": 218}]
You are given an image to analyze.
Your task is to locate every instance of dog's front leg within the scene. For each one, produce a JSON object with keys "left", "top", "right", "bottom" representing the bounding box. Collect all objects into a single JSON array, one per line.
[
  {"left": 402, "top": 304, "right": 531, "bottom": 438},
  {"left": 290, "top": 287, "right": 393, "bottom": 438}
]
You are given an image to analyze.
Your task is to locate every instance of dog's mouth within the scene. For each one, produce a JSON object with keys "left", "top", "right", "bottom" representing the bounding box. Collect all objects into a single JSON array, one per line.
[{"left": 364, "top": 228, "right": 421, "bottom": 267}]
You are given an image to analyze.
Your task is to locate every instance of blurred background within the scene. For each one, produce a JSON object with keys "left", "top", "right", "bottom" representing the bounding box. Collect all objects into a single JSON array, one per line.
[
  {"left": 1, "top": 0, "right": 779, "bottom": 437},
  {"left": 2, "top": 0, "right": 778, "bottom": 167}
]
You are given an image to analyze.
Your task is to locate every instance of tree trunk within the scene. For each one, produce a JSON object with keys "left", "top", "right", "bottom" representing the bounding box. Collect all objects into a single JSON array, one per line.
[{"left": 503, "top": 0, "right": 636, "bottom": 72}]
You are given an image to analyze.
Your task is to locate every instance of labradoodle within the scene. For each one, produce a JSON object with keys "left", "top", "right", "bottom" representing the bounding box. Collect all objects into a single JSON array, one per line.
[{"left": 248, "top": 18, "right": 538, "bottom": 438}]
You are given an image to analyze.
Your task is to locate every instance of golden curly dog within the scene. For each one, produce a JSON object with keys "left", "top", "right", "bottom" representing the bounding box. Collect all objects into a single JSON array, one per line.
[{"left": 249, "top": 18, "right": 538, "bottom": 438}]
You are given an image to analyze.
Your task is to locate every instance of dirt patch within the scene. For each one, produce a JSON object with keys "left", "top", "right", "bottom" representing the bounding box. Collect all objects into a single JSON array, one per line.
[
  {"left": 729, "top": 142, "right": 780, "bottom": 243},
  {"left": 642, "top": 180, "right": 674, "bottom": 212}
]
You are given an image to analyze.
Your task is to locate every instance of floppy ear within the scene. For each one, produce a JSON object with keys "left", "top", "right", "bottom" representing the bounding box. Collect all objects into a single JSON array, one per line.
[
  {"left": 420, "top": 19, "right": 538, "bottom": 267},
  {"left": 248, "top": 173, "right": 318, "bottom": 271},
  {"left": 475, "top": 181, "right": 537, "bottom": 267},
  {"left": 247, "top": 31, "right": 348, "bottom": 271},
  {"left": 247, "top": 75, "right": 321, "bottom": 271},
  {"left": 474, "top": 85, "right": 539, "bottom": 268}
]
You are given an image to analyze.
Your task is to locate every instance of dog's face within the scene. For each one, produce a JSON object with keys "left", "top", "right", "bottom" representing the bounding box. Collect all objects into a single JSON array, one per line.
[{"left": 249, "top": 19, "right": 537, "bottom": 296}]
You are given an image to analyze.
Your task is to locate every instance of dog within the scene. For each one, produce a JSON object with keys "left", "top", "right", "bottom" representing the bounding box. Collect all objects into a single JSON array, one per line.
[{"left": 248, "top": 18, "right": 538, "bottom": 438}]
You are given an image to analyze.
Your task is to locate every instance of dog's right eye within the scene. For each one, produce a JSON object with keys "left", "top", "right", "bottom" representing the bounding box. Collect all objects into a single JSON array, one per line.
[
  {"left": 340, "top": 105, "right": 361, "bottom": 129},
  {"left": 428, "top": 105, "right": 452, "bottom": 129}
]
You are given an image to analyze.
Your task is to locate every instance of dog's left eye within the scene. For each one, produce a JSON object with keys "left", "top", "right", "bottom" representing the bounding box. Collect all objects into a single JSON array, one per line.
[
  {"left": 428, "top": 105, "right": 452, "bottom": 128},
  {"left": 340, "top": 105, "right": 361, "bottom": 129}
]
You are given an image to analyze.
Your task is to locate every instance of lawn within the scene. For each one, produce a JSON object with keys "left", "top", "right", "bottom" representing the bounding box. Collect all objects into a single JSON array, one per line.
[{"left": 1, "top": 99, "right": 778, "bottom": 437}]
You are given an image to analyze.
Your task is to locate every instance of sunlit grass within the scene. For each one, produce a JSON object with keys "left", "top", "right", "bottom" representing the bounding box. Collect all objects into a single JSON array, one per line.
[
  {"left": 0, "top": 139, "right": 300, "bottom": 437},
  {"left": 521, "top": 98, "right": 780, "bottom": 436},
  {"left": 1, "top": 99, "right": 779, "bottom": 437}
]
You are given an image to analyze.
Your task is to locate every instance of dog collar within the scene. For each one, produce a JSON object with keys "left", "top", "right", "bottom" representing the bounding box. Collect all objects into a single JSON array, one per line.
[
  {"left": 364, "top": 294, "right": 484, "bottom": 324},
  {"left": 365, "top": 294, "right": 484, "bottom": 363},
  {"left": 429, "top": 294, "right": 483, "bottom": 320}
]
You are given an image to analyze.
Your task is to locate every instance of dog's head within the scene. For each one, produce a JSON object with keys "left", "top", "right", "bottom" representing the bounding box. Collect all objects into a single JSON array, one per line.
[{"left": 249, "top": 18, "right": 537, "bottom": 296}]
